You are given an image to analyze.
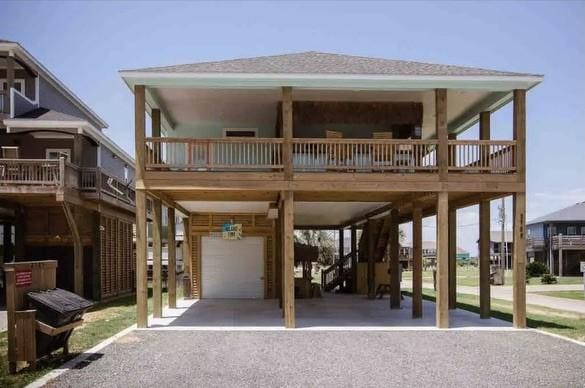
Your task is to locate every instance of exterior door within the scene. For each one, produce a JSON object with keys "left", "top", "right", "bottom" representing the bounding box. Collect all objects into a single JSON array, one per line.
[{"left": 201, "top": 236, "right": 264, "bottom": 299}]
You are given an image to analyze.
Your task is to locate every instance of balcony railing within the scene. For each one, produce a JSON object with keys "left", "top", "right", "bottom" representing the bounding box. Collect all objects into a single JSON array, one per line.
[
  {"left": 552, "top": 235, "right": 585, "bottom": 250},
  {"left": 144, "top": 137, "right": 517, "bottom": 174},
  {"left": 0, "top": 159, "right": 65, "bottom": 185},
  {"left": 526, "top": 237, "right": 545, "bottom": 250},
  {"left": 80, "top": 168, "right": 135, "bottom": 205}
]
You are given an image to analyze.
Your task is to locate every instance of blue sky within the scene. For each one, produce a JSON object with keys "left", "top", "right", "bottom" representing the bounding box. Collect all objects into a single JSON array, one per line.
[{"left": 2, "top": 1, "right": 584, "bottom": 254}]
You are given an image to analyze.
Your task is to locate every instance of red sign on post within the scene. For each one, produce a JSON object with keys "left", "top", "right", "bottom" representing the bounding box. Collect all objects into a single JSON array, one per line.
[{"left": 15, "top": 270, "right": 33, "bottom": 287}]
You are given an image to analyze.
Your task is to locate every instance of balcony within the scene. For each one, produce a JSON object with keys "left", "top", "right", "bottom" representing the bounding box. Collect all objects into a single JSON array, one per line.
[
  {"left": 144, "top": 137, "right": 516, "bottom": 174},
  {"left": 526, "top": 237, "right": 545, "bottom": 251},
  {"left": 552, "top": 235, "right": 585, "bottom": 250},
  {"left": 0, "top": 158, "right": 135, "bottom": 207}
]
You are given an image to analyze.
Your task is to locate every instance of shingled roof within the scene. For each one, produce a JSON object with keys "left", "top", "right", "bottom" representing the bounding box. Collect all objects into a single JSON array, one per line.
[
  {"left": 528, "top": 202, "right": 585, "bottom": 225},
  {"left": 123, "top": 51, "right": 539, "bottom": 77}
]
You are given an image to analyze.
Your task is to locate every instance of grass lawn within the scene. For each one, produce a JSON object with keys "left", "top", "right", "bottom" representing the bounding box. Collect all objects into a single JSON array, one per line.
[
  {"left": 0, "top": 290, "right": 171, "bottom": 388},
  {"left": 402, "top": 268, "right": 583, "bottom": 287},
  {"left": 533, "top": 290, "right": 585, "bottom": 301},
  {"left": 403, "top": 288, "right": 585, "bottom": 342}
]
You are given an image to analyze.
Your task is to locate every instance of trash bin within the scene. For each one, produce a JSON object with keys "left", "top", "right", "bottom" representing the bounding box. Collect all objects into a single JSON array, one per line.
[{"left": 26, "top": 288, "right": 94, "bottom": 357}]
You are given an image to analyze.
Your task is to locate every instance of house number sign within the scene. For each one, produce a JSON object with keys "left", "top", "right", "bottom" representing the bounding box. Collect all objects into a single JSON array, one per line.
[{"left": 222, "top": 222, "right": 243, "bottom": 240}]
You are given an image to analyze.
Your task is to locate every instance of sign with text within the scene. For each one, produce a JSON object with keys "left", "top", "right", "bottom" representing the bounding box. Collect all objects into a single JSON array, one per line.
[
  {"left": 15, "top": 270, "right": 32, "bottom": 287},
  {"left": 222, "top": 222, "right": 242, "bottom": 240}
]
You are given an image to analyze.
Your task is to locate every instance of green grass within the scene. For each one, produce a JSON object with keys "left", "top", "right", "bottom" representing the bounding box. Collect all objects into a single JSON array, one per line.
[
  {"left": 0, "top": 290, "right": 172, "bottom": 388},
  {"left": 404, "top": 288, "right": 585, "bottom": 342},
  {"left": 533, "top": 290, "right": 585, "bottom": 301}
]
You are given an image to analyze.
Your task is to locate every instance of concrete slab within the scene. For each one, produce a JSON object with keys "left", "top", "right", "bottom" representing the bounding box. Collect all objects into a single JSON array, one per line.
[{"left": 148, "top": 294, "right": 509, "bottom": 329}]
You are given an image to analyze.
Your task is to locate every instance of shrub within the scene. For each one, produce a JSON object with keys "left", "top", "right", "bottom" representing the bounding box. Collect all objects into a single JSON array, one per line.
[
  {"left": 526, "top": 261, "right": 548, "bottom": 278},
  {"left": 540, "top": 273, "right": 558, "bottom": 284}
]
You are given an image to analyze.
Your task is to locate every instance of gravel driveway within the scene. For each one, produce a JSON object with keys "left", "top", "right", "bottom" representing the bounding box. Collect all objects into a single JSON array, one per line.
[{"left": 48, "top": 330, "right": 585, "bottom": 388}]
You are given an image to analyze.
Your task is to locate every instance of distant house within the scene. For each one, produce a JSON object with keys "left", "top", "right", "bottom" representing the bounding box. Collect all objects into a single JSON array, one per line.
[
  {"left": 489, "top": 231, "right": 513, "bottom": 269},
  {"left": 400, "top": 241, "right": 469, "bottom": 269},
  {"left": 526, "top": 202, "right": 585, "bottom": 276}
]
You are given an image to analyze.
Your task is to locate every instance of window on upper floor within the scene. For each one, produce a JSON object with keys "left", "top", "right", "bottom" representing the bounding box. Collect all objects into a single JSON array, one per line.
[
  {"left": 1, "top": 146, "right": 19, "bottom": 159},
  {"left": 1, "top": 79, "right": 25, "bottom": 94},
  {"left": 567, "top": 226, "right": 577, "bottom": 235},
  {"left": 124, "top": 165, "right": 129, "bottom": 182},
  {"left": 223, "top": 128, "right": 258, "bottom": 138},
  {"left": 46, "top": 148, "right": 71, "bottom": 161},
  {"left": 581, "top": 226, "right": 585, "bottom": 235}
]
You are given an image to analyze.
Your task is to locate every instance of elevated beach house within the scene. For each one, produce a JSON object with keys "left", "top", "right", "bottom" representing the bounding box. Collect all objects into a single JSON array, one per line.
[
  {"left": 120, "top": 52, "right": 542, "bottom": 328},
  {"left": 1, "top": 40, "right": 136, "bottom": 301}
]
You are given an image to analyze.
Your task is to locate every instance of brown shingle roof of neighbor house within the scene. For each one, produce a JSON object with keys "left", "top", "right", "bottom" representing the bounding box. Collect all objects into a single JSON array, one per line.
[
  {"left": 123, "top": 51, "right": 541, "bottom": 77},
  {"left": 527, "top": 201, "right": 585, "bottom": 225},
  {"left": 15, "top": 107, "right": 85, "bottom": 122}
]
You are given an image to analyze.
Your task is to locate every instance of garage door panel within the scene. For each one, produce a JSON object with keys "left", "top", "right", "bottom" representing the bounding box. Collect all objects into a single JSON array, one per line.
[{"left": 201, "top": 237, "right": 264, "bottom": 299}]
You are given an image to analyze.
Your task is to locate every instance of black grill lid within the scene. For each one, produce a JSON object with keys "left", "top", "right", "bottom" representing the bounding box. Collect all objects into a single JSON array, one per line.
[{"left": 27, "top": 288, "right": 94, "bottom": 314}]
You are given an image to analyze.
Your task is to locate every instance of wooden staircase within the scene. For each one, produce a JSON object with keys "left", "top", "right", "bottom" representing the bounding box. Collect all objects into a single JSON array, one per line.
[
  {"left": 321, "top": 252, "right": 353, "bottom": 292},
  {"left": 358, "top": 218, "right": 392, "bottom": 263}
]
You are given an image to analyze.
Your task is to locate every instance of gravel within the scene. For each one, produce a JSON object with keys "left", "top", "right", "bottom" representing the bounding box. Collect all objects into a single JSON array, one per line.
[{"left": 49, "top": 330, "right": 585, "bottom": 388}]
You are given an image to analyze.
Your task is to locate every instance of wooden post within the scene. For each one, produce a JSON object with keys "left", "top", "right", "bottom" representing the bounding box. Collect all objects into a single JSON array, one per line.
[
  {"left": 91, "top": 211, "right": 102, "bottom": 301},
  {"left": 436, "top": 192, "right": 449, "bottom": 328},
  {"left": 436, "top": 89, "right": 448, "bottom": 180},
  {"left": 479, "top": 110, "right": 491, "bottom": 318},
  {"left": 513, "top": 89, "right": 527, "bottom": 328},
  {"left": 448, "top": 208, "right": 456, "bottom": 310},
  {"left": 350, "top": 225, "right": 357, "bottom": 293},
  {"left": 182, "top": 217, "right": 192, "bottom": 298},
  {"left": 282, "top": 87, "right": 293, "bottom": 180},
  {"left": 367, "top": 222, "right": 376, "bottom": 299},
  {"left": 558, "top": 235, "right": 563, "bottom": 277},
  {"left": 152, "top": 199, "right": 163, "bottom": 318},
  {"left": 134, "top": 84, "right": 148, "bottom": 327},
  {"left": 167, "top": 207, "right": 177, "bottom": 308},
  {"left": 63, "top": 202, "right": 83, "bottom": 296},
  {"left": 338, "top": 228, "right": 344, "bottom": 290},
  {"left": 73, "top": 134, "right": 83, "bottom": 166},
  {"left": 412, "top": 206, "right": 423, "bottom": 318},
  {"left": 282, "top": 191, "right": 295, "bottom": 328},
  {"left": 389, "top": 209, "right": 400, "bottom": 309},
  {"left": 276, "top": 206, "right": 283, "bottom": 309}
]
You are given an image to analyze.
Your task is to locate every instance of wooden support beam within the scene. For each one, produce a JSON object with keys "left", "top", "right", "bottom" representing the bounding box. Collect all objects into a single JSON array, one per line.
[
  {"left": 167, "top": 207, "right": 177, "bottom": 308},
  {"left": 276, "top": 209, "right": 283, "bottom": 309},
  {"left": 436, "top": 192, "right": 449, "bottom": 328},
  {"left": 182, "top": 217, "right": 192, "bottom": 298},
  {"left": 350, "top": 225, "right": 358, "bottom": 293},
  {"left": 63, "top": 202, "right": 83, "bottom": 296},
  {"left": 436, "top": 89, "right": 448, "bottom": 180},
  {"left": 282, "top": 87, "right": 293, "bottom": 180},
  {"left": 367, "top": 222, "right": 376, "bottom": 299},
  {"left": 448, "top": 208, "right": 456, "bottom": 310},
  {"left": 340, "top": 203, "right": 393, "bottom": 228},
  {"left": 513, "top": 90, "right": 526, "bottom": 182},
  {"left": 479, "top": 200, "right": 491, "bottom": 318},
  {"left": 91, "top": 211, "right": 102, "bottom": 301},
  {"left": 152, "top": 199, "right": 163, "bottom": 318},
  {"left": 389, "top": 209, "right": 400, "bottom": 309},
  {"left": 412, "top": 206, "right": 423, "bottom": 318},
  {"left": 282, "top": 191, "right": 295, "bottom": 328},
  {"left": 134, "top": 85, "right": 146, "bottom": 182}
]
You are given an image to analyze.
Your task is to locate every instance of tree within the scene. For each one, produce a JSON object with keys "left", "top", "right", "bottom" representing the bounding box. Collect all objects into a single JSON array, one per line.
[{"left": 294, "top": 230, "right": 336, "bottom": 266}]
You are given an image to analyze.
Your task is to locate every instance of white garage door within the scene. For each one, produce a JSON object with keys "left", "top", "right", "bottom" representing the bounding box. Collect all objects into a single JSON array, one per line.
[{"left": 201, "top": 236, "right": 264, "bottom": 299}]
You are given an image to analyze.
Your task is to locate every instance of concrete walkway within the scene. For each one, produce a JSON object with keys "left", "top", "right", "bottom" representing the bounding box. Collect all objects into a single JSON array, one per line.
[{"left": 418, "top": 282, "right": 585, "bottom": 314}]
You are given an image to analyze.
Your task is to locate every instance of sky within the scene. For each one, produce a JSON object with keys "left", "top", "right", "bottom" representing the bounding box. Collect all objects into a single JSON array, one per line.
[{"left": 1, "top": 0, "right": 584, "bottom": 255}]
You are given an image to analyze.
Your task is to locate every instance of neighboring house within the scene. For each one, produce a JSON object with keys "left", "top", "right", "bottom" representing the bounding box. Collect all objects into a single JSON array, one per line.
[
  {"left": 526, "top": 201, "right": 585, "bottom": 276},
  {"left": 401, "top": 241, "right": 470, "bottom": 270},
  {"left": 489, "top": 231, "right": 513, "bottom": 269},
  {"left": 121, "top": 51, "right": 542, "bottom": 329},
  {"left": 0, "top": 40, "right": 136, "bottom": 301}
]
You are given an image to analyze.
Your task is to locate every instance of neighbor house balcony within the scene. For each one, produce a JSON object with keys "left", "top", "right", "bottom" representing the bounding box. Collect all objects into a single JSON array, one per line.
[
  {"left": 0, "top": 158, "right": 135, "bottom": 208},
  {"left": 144, "top": 137, "right": 517, "bottom": 175},
  {"left": 551, "top": 235, "right": 585, "bottom": 250}
]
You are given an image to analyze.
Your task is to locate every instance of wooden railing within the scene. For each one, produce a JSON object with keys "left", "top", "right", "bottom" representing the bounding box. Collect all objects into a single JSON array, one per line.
[
  {"left": 145, "top": 137, "right": 283, "bottom": 170},
  {"left": 552, "top": 235, "right": 585, "bottom": 250},
  {"left": 143, "top": 137, "right": 518, "bottom": 174},
  {"left": 321, "top": 251, "right": 353, "bottom": 292},
  {"left": 292, "top": 139, "right": 438, "bottom": 172},
  {"left": 448, "top": 140, "right": 516, "bottom": 173},
  {"left": 0, "top": 159, "right": 63, "bottom": 185},
  {"left": 526, "top": 237, "right": 545, "bottom": 249},
  {"left": 80, "top": 168, "right": 135, "bottom": 205}
]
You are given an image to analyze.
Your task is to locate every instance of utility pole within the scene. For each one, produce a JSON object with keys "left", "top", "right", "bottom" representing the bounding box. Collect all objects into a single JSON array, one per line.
[{"left": 498, "top": 198, "right": 506, "bottom": 269}]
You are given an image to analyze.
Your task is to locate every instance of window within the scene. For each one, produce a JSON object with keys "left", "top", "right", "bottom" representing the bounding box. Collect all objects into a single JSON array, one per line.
[
  {"left": 1, "top": 79, "right": 25, "bottom": 93},
  {"left": 46, "top": 148, "right": 71, "bottom": 161},
  {"left": 567, "top": 226, "right": 577, "bottom": 235},
  {"left": 1, "top": 146, "right": 19, "bottom": 159},
  {"left": 581, "top": 226, "right": 585, "bottom": 235},
  {"left": 223, "top": 128, "right": 258, "bottom": 138}
]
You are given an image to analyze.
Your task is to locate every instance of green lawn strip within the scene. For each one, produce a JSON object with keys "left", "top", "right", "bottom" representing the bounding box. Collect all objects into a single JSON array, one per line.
[
  {"left": 1, "top": 290, "right": 169, "bottom": 388},
  {"left": 532, "top": 290, "right": 585, "bottom": 301},
  {"left": 403, "top": 288, "right": 585, "bottom": 342}
]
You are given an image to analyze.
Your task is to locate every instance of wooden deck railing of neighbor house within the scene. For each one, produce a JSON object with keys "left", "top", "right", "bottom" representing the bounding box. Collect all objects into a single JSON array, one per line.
[
  {"left": 551, "top": 235, "right": 585, "bottom": 250},
  {"left": 0, "top": 159, "right": 65, "bottom": 185},
  {"left": 143, "top": 137, "right": 517, "bottom": 174},
  {"left": 448, "top": 140, "right": 516, "bottom": 173},
  {"left": 526, "top": 237, "right": 545, "bottom": 250},
  {"left": 80, "top": 168, "right": 135, "bottom": 205}
]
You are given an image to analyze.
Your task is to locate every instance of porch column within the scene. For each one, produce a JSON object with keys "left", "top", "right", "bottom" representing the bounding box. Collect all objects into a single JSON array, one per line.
[
  {"left": 479, "top": 111, "right": 491, "bottom": 318},
  {"left": 73, "top": 134, "right": 83, "bottom": 166},
  {"left": 151, "top": 108, "right": 163, "bottom": 318},
  {"left": 367, "top": 222, "right": 376, "bottom": 299},
  {"left": 182, "top": 217, "right": 192, "bottom": 298},
  {"left": 389, "top": 209, "right": 401, "bottom": 309},
  {"left": 282, "top": 87, "right": 293, "bottom": 180},
  {"left": 558, "top": 235, "right": 563, "bottom": 277},
  {"left": 436, "top": 89, "right": 448, "bottom": 180},
  {"left": 448, "top": 208, "right": 456, "bottom": 309},
  {"left": 338, "top": 228, "right": 344, "bottom": 290},
  {"left": 350, "top": 225, "right": 358, "bottom": 293},
  {"left": 134, "top": 84, "right": 148, "bottom": 328},
  {"left": 282, "top": 191, "right": 295, "bottom": 328},
  {"left": 412, "top": 206, "right": 423, "bottom": 318},
  {"left": 167, "top": 207, "right": 177, "bottom": 308},
  {"left": 512, "top": 89, "right": 527, "bottom": 328},
  {"left": 436, "top": 192, "right": 449, "bottom": 328},
  {"left": 276, "top": 205, "right": 283, "bottom": 309}
]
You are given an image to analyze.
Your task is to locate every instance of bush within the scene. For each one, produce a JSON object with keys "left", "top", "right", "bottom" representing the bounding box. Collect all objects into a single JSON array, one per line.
[
  {"left": 540, "top": 273, "right": 558, "bottom": 284},
  {"left": 526, "top": 261, "right": 548, "bottom": 278}
]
